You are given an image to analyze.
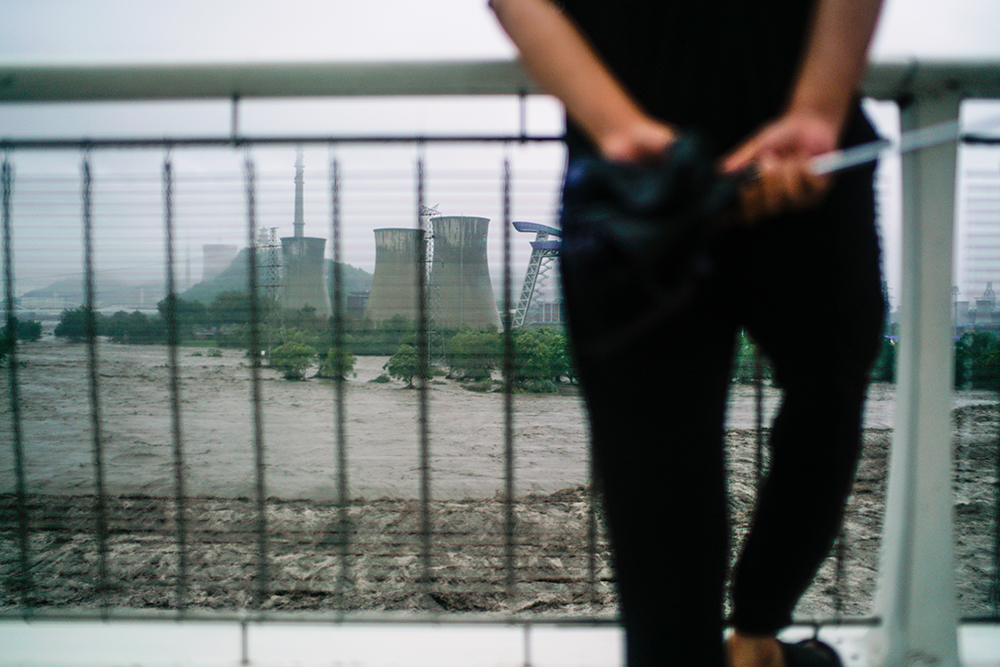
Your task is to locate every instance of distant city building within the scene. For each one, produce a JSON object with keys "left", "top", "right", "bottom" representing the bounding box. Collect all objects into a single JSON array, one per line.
[
  {"left": 955, "top": 282, "right": 1000, "bottom": 332},
  {"left": 346, "top": 292, "right": 370, "bottom": 320},
  {"left": 958, "top": 166, "right": 1000, "bottom": 303}
]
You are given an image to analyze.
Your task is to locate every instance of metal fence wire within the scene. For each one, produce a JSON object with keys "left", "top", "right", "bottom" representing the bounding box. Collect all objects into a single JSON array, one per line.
[{"left": 0, "top": 138, "right": 998, "bottom": 625}]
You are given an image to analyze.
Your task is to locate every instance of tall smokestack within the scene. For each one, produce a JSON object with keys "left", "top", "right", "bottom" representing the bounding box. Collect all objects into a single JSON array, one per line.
[
  {"left": 280, "top": 152, "right": 330, "bottom": 315},
  {"left": 293, "top": 149, "right": 304, "bottom": 239}
]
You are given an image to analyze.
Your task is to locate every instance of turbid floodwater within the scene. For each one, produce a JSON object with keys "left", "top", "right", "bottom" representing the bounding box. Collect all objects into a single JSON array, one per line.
[{"left": 1, "top": 339, "right": 996, "bottom": 618}]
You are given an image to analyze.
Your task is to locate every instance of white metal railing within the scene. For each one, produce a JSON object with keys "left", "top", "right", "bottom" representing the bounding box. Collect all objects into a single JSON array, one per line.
[
  {"left": 3, "top": 57, "right": 1000, "bottom": 667},
  {"left": 0, "top": 58, "right": 998, "bottom": 102}
]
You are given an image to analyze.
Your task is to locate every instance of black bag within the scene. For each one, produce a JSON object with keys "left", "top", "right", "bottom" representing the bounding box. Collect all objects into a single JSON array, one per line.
[{"left": 560, "top": 133, "right": 747, "bottom": 355}]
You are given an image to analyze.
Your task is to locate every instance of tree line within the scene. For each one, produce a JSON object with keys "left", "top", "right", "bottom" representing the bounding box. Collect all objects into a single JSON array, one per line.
[
  {"left": 45, "top": 291, "right": 1000, "bottom": 391},
  {"left": 383, "top": 327, "right": 574, "bottom": 393},
  {"left": 0, "top": 318, "right": 42, "bottom": 364},
  {"left": 53, "top": 292, "right": 276, "bottom": 344}
]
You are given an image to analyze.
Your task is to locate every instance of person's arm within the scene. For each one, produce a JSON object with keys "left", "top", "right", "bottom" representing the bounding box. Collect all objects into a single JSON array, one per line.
[
  {"left": 489, "top": 0, "right": 675, "bottom": 162},
  {"left": 723, "top": 0, "right": 885, "bottom": 221}
]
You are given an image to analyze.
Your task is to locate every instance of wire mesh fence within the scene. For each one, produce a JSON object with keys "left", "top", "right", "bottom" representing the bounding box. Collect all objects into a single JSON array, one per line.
[{"left": 1, "top": 138, "right": 998, "bottom": 625}]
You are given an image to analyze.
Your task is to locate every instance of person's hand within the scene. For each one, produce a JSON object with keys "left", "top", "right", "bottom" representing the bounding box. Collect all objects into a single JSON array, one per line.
[
  {"left": 598, "top": 117, "right": 677, "bottom": 164},
  {"left": 721, "top": 111, "right": 839, "bottom": 224}
]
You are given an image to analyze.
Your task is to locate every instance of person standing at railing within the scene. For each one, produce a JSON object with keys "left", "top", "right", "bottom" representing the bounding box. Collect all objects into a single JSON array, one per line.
[{"left": 489, "top": 1, "right": 886, "bottom": 667}]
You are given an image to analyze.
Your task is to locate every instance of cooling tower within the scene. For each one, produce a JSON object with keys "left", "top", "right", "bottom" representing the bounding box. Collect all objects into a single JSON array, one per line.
[
  {"left": 365, "top": 228, "right": 425, "bottom": 322},
  {"left": 202, "top": 244, "right": 238, "bottom": 282},
  {"left": 278, "top": 151, "right": 330, "bottom": 315},
  {"left": 280, "top": 236, "right": 330, "bottom": 315},
  {"left": 428, "top": 216, "right": 501, "bottom": 330}
]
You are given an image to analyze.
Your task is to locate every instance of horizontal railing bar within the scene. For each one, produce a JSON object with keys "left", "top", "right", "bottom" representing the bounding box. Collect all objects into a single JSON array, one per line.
[
  {"left": 1, "top": 58, "right": 999, "bottom": 103},
  {"left": 0, "top": 134, "right": 564, "bottom": 150},
  {"left": 0, "top": 132, "right": 993, "bottom": 152},
  {"left": 965, "top": 134, "right": 1000, "bottom": 145},
  {"left": 0, "top": 60, "right": 540, "bottom": 103},
  {"left": 0, "top": 607, "right": 898, "bottom": 627},
  {"left": 0, "top": 608, "right": 617, "bottom": 625}
]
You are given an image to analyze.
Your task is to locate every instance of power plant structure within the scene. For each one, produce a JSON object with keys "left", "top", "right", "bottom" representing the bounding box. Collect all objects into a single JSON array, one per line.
[
  {"left": 257, "top": 227, "right": 282, "bottom": 304},
  {"left": 364, "top": 215, "right": 501, "bottom": 330},
  {"left": 364, "top": 228, "right": 427, "bottom": 322},
  {"left": 280, "top": 151, "right": 331, "bottom": 315},
  {"left": 428, "top": 216, "right": 501, "bottom": 330},
  {"left": 512, "top": 221, "right": 562, "bottom": 327},
  {"left": 202, "top": 244, "right": 238, "bottom": 282}
]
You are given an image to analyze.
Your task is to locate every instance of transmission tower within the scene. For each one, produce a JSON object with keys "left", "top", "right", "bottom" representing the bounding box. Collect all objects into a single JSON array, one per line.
[
  {"left": 257, "top": 226, "right": 285, "bottom": 347},
  {"left": 258, "top": 226, "right": 283, "bottom": 302}
]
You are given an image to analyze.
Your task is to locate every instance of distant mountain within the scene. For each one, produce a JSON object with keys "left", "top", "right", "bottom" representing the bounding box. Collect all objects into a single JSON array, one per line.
[
  {"left": 181, "top": 248, "right": 372, "bottom": 307},
  {"left": 20, "top": 274, "right": 165, "bottom": 311},
  {"left": 328, "top": 262, "right": 375, "bottom": 298}
]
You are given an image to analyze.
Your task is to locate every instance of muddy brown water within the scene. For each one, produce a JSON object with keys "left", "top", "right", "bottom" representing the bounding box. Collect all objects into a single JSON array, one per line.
[{"left": 1, "top": 340, "right": 996, "bottom": 617}]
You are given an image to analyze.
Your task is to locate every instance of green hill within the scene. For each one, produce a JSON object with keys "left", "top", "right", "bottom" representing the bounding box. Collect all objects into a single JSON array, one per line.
[{"left": 182, "top": 248, "right": 372, "bottom": 307}]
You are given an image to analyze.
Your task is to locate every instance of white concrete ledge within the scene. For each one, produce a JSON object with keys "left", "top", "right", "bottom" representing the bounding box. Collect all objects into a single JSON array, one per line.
[{"left": 0, "top": 622, "right": 996, "bottom": 667}]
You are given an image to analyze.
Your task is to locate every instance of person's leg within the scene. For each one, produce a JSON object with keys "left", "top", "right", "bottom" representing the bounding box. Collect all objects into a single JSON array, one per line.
[
  {"left": 727, "top": 159, "right": 885, "bottom": 636},
  {"left": 561, "top": 218, "right": 738, "bottom": 667}
]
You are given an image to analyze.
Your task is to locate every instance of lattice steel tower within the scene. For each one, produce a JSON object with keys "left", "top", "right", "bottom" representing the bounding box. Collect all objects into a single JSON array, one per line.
[
  {"left": 512, "top": 221, "right": 561, "bottom": 327},
  {"left": 257, "top": 226, "right": 282, "bottom": 304}
]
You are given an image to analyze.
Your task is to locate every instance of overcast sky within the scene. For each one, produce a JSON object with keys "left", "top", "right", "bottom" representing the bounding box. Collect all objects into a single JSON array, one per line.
[
  {"left": 3, "top": 0, "right": 1000, "bottom": 62},
  {"left": 1, "top": 0, "right": 999, "bottom": 305}
]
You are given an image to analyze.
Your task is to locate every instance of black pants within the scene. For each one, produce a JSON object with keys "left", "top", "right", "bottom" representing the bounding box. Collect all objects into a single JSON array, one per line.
[{"left": 560, "top": 158, "right": 885, "bottom": 667}]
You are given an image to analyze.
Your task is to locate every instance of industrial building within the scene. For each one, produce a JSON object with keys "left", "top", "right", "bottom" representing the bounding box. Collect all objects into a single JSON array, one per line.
[
  {"left": 427, "top": 216, "right": 501, "bottom": 330},
  {"left": 364, "top": 228, "right": 426, "bottom": 322},
  {"left": 280, "top": 152, "right": 331, "bottom": 315},
  {"left": 364, "top": 216, "right": 501, "bottom": 330}
]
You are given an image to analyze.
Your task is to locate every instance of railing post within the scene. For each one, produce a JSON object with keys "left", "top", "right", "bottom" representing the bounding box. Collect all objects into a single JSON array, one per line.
[{"left": 866, "top": 92, "right": 962, "bottom": 667}]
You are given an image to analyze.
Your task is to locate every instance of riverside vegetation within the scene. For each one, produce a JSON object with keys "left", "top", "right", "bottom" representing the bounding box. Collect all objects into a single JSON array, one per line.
[{"left": 41, "top": 292, "right": 1000, "bottom": 392}]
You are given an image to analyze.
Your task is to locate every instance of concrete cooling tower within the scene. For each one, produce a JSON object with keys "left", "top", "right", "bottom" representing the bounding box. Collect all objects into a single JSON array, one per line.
[
  {"left": 202, "top": 244, "right": 238, "bottom": 282},
  {"left": 280, "top": 236, "right": 330, "bottom": 315},
  {"left": 280, "top": 151, "right": 330, "bottom": 315},
  {"left": 364, "top": 228, "right": 425, "bottom": 322},
  {"left": 428, "top": 216, "right": 501, "bottom": 330}
]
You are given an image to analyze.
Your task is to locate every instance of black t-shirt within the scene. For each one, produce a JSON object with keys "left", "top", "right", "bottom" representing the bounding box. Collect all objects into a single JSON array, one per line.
[{"left": 558, "top": 0, "right": 859, "bottom": 155}]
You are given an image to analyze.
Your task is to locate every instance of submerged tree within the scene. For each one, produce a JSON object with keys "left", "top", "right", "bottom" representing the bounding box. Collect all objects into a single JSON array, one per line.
[
  {"left": 269, "top": 341, "right": 317, "bottom": 380},
  {"left": 385, "top": 343, "right": 421, "bottom": 387},
  {"left": 446, "top": 329, "right": 501, "bottom": 380},
  {"left": 54, "top": 306, "right": 101, "bottom": 342},
  {"left": 318, "top": 345, "right": 356, "bottom": 379},
  {"left": 955, "top": 331, "right": 1000, "bottom": 389}
]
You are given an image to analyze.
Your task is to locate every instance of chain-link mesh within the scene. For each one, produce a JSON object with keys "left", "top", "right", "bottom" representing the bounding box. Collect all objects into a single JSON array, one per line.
[
  {"left": 2, "top": 157, "right": 34, "bottom": 616},
  {"left": 995, "top": 396, "right": 1000, "bottom": 615},
  {"left": 0, "top": 138, "right": 995, "bottom": 628}
]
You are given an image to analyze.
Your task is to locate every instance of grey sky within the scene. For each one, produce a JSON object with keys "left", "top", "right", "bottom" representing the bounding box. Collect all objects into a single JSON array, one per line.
[
  {"left": 1, "top": 0, "right": 999, "bottom": 305},
  {"left": 3, "top": 0, "right": 1000, "bottom": 62}
]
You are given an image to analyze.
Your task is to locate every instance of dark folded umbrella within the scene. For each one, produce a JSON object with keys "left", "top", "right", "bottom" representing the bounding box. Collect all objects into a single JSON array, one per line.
[{"left": 560, "top": 132, "right": 748, "bottom": 355}]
